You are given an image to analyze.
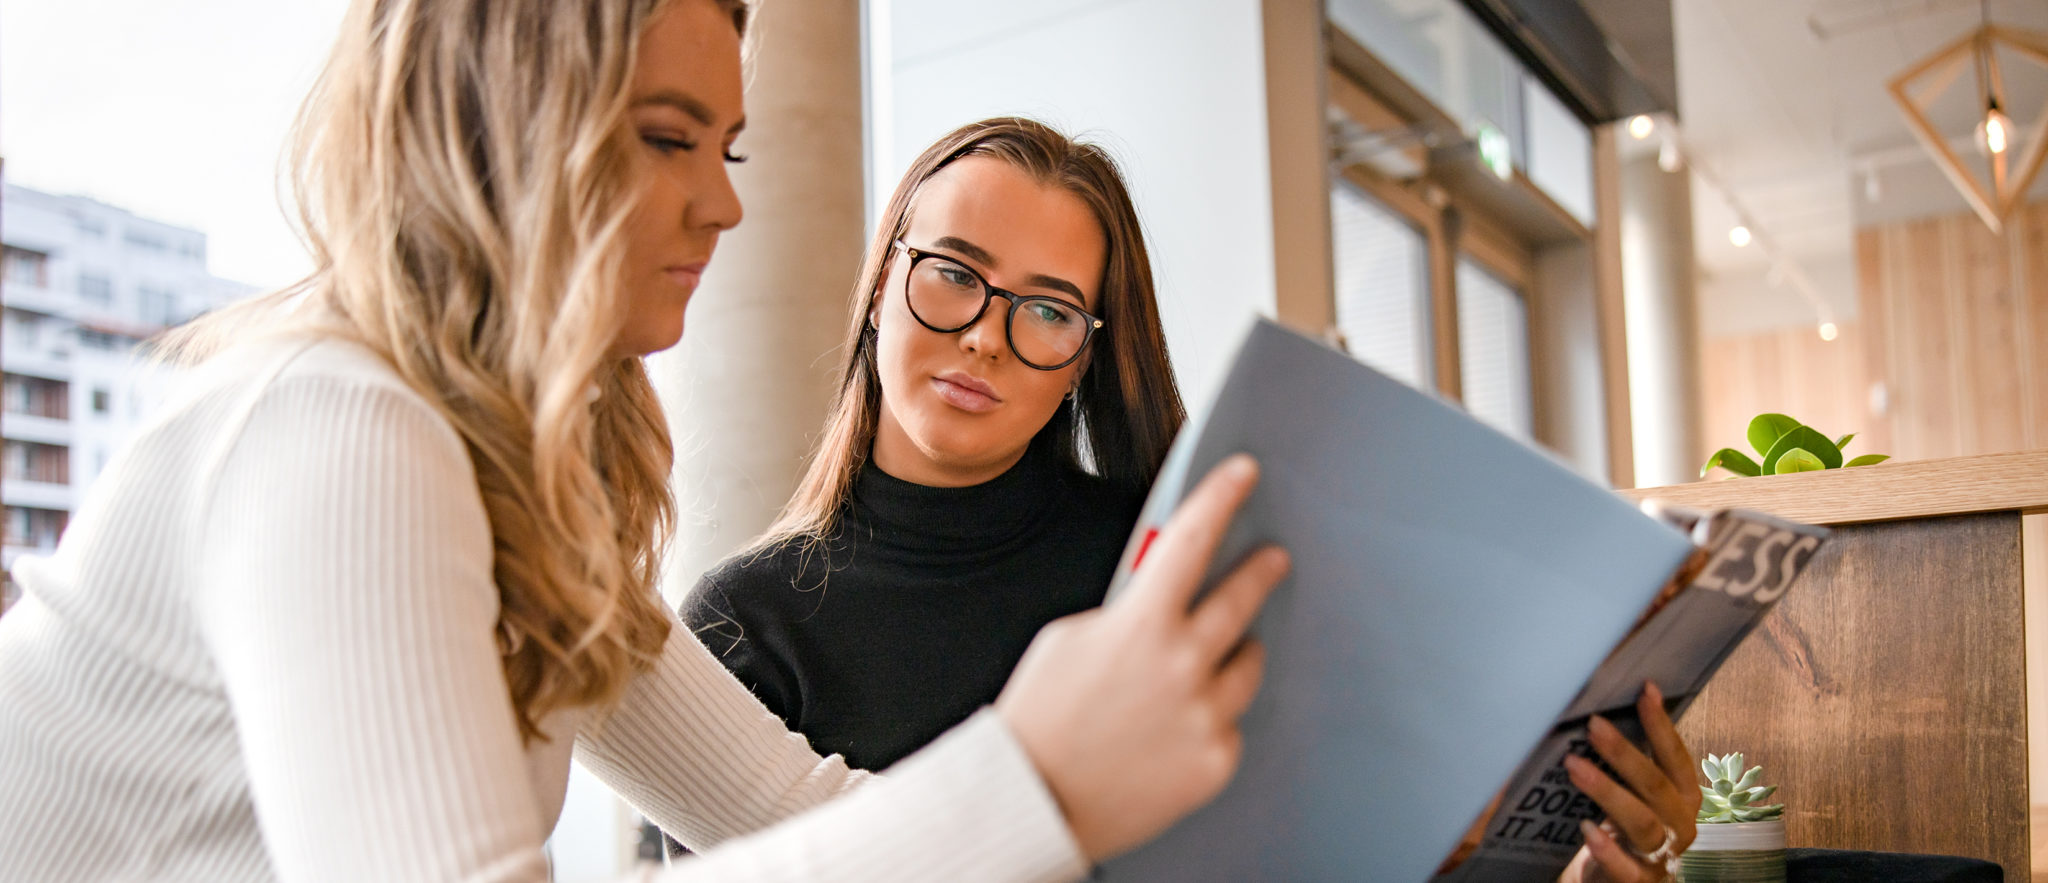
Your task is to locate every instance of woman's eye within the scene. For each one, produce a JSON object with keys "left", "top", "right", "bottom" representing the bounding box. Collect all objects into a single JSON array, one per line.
[
  {"left": 937, "top": 266, "right": 976, "bottom": 288},
  {"left": 722, "top": 150, "right": 749, "bottom": 164},
  {"left": 643, "top": 134, "right": 697, "bottom": 155},
  {"left": 1030, "top": 303, "right": 1072, "bottom": 325}
]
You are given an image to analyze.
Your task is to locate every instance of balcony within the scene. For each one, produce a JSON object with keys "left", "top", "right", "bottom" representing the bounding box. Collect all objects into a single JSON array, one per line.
[
  {"left": 1, "top": 413, "right": 69, "bottom": 446},
  {"left": 1, "top": 346, "right": 74, "bottom": 382},
  {"left": 2, "top": 479, "right": 73, "bottom": 512},
  {"left": 1, "top": 282, "right": 82, "bottom": 322}
]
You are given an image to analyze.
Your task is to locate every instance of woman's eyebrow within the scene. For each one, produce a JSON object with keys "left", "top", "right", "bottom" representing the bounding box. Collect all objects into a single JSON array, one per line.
[
  {"left": 632, "top": 89, "right": 746, "bottom": 136},
  {"left": 932, "top": 235, "right": 1086, "bottom": 303}
]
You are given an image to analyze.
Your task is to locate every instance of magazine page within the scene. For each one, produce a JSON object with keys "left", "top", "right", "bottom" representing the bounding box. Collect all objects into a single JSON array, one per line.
[
  {"left": 1431, "top": 509, "right": 1829, "bottom": 882},
  {"left": 1098, "top": 318, "right": 1700, "bottom": 882}
]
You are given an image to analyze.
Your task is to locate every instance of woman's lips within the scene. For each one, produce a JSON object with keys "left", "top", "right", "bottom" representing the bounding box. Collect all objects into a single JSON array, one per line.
[
  {"left": 665, "top": 262, "right": 708, "bottom": 287},
  {"left": 932, "top": 373, "right": 1001, "bottom": 412}
]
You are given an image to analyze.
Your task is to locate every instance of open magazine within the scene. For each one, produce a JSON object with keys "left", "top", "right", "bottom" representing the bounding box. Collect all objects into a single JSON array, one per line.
[
  {"left": 1430, "top": 504, "right": 1824, "bottom": 881},
  {"left": 1098, "top": 319, "right": 1826, "bottom": 882}
]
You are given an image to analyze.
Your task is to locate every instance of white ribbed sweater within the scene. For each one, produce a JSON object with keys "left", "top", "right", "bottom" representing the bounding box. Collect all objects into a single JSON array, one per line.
[{"left": 0, "top": 338, "right": 1087, "bottom": 883}]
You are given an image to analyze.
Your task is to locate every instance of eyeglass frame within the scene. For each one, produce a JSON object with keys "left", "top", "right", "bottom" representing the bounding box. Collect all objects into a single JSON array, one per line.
[{"left": 889, "top": 239, "right": 1105, "bottom": 371}]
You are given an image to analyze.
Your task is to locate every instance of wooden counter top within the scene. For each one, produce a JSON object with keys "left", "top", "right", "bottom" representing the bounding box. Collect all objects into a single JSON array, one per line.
[{"left": 1618, "top": 449, "right": 2048, "bottom": 525}]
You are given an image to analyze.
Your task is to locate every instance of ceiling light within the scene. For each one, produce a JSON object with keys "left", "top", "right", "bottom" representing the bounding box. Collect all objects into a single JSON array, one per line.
[
  {"left": 1657, "top": 141, "right": 1682, "bottom": 172},
  {"left": 1819, "top": 322, "right": 1839, "bottom": 342},
  {"left": 1981, "top": 103, "right": 2011, "bottom": 155},
  {"left": 1887, "top": 14, "right": 2048, "bottom": 232},
  {"left": 1729, "top": 226, "right": 1753, "bottom": 247},
  {"left": 1628, "top": 115, "right": 1655, "bottom": 140}
]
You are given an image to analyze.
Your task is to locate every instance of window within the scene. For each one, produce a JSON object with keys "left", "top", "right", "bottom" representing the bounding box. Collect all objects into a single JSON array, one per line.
[
  {"left": 6, "top": 311, "right": 40, "bottom": 350},
  {"left": 3, "top": 506, "right": 67, "bottom": 549},
  {"left": 137, "top": 286, "right": 180, "bottom": 327},
  {"left": 92, "top": 388, "right": 111, "bottom": 415},
  {"left": 3, "top": 441, "right": 69, "bottom": 484},
  {"left": 1331, "top": 181, "right": 1432, "bottom": 388},
  {"left": 1456, "top": 259, "right": 1533, "bottom": 442},
  {"left": 78, "top": 273, "right": 113, "bottom": 305},
  {"left": 2, "top": 374, "right": 70, "bottom": 420},
  {"left": 123, "top": 229, "right": 167, "bottom": 253},
  {"left": 4, "top": 508, "right": 28, "bottom": 546},
  {"left": 78, "top": 329, "right": 127, "bottom": 350},
  {"left": 3, "top": 247, "right": 49, "bottom": 289}
]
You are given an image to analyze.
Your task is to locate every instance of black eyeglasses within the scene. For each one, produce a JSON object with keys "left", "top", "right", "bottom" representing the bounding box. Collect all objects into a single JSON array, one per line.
[{"left": 892, "top": 240, "right": 1104, "bottom": 371}]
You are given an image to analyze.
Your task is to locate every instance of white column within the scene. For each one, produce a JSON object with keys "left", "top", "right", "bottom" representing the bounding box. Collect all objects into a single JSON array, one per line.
[{"left": 1620, "top": 153, "right": 1703, "bottom": 488}]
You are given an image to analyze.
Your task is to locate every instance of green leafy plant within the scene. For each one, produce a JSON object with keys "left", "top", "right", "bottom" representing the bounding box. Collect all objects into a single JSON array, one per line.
[
  {"left": 1701, "top": 413, "right": 1890, "bottom": 478},
  {"left": 1698, "top": 752, "right": 1784, "bottom": 823}
]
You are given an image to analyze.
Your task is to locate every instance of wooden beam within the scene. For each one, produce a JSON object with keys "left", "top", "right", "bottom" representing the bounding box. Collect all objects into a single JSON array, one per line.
[
  {"left": 1618, "top": 449, "right": 2048, "bottom": 526},
  {"left": 1592, "top": 125, "right": 1634, "bottom": 488},
  {"left": 2025, "top": 511, "right": 2048, "bottom": 882},
  {"left": 1262, "top": 0, "right": 1335, "bottom": 338},
  {"left": 1428, "top": 200, "right": 1464, "bottom": 402}
]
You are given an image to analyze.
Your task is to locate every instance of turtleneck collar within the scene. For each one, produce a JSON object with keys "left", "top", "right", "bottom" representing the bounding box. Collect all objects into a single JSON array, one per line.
[{"left": 849, "top": 437, "right": 1064, "bottom": 554}]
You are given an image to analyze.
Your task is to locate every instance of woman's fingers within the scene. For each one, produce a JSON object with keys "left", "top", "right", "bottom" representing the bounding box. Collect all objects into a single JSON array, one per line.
[
  {"left": 1118, "top": 455, "right": 1260, "bottom": 619},
  {"left": 1564, "top": 753, "right": 1664, "bottom": 858},
  {"left": 1587, "top": 715, "right": 1690, "bottom": 842},
  {"left": 1638, "top": 682, "right": 1702, "bottom": 826},
  {"left": 1577, "top": 820, "right": 1650, "bottom": 883},
  {"left": 1187, "top": 546, "right": 1290, "bottom": 661},
  {"left": 1208, "top": 639, "right": 1266, "bottom": 724}
]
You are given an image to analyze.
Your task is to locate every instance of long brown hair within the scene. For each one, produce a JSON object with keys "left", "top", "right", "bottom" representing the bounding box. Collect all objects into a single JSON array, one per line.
[
  {"left": 756, "top": 117, "right": 1185, "bottom": 552},
  {"left": 163, "top": 0, "right": 748, "bottom": 741}
]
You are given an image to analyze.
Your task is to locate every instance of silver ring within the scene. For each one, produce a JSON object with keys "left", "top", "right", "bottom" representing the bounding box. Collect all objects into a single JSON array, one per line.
[{"left": 1601, "top": 820, "right": 1681, "bottom": 880}]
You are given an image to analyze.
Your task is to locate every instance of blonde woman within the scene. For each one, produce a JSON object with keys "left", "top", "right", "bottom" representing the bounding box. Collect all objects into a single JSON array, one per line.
[{"left": 0, "top": 1, "right": 1289, "bottom": 880}]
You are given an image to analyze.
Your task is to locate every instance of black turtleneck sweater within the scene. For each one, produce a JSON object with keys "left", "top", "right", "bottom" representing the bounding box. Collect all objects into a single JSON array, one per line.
[{"left": 681, "top": 442, "right": 1143, "bottom": 772}]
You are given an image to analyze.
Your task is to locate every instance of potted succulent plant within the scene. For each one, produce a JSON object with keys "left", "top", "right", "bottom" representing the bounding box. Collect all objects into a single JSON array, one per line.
[
  {"left": 1680, "top": 753, "right": 1787, "bottom": 883},
  {"left": 1701, "top": 413, "right": 1888, "bottom": 478}
]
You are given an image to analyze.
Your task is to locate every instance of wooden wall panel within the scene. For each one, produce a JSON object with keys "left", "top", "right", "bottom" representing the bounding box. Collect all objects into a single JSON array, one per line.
[
  {"left": 1699, "top": 200, "right": 2048, "bottom": 467},
  {"left": 1854, "top": 232, "right": 1897, "bottom": 460},
  {"left": 1902, "top": 215, "right": 1961, "bottom": 456},
  {"left": 1676, "top": 514, "right": 2030, "bottom": 879},
  {"left": 1962, "top": 214, "right": 2023, "bottom": 454},
  {"left": 2022, "top": 207, "right": 2048, "bottom": 451}
]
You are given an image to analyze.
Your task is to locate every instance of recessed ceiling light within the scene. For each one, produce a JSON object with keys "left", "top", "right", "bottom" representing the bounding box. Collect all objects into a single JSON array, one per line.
[
  {"left": 1729, "top": 226, "right": 1753, "bottom": 247},
  {"left": 1657, "top": 141, "right": 1682, "bottom": 172}
]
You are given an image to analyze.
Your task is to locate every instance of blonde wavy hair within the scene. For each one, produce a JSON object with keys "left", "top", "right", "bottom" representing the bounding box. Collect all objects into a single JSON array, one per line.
[{"left": 164, "top": 0, "right": 748, "bottom": 741}]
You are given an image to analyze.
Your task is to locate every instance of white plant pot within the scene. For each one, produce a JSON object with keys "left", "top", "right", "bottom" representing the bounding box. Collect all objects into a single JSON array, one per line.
[{"left": 1679, "top": 820, "right": 1787, "bottom": 883}]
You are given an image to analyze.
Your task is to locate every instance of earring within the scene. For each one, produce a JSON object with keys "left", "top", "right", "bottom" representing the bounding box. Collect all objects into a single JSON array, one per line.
[{"left": 1063, "top": 388, "right": 1076, "bottom": 401}]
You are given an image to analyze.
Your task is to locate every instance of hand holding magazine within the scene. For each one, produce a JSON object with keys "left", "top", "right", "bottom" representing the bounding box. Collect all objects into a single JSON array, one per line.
[{"left": 1099, "top": 319, "right": 1826, "bottom": 882}]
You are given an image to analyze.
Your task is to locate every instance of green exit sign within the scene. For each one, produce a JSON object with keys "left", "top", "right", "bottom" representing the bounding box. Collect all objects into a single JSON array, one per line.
[{"left": 1476, "top": 123, "right": 1512, "bottom": 181}]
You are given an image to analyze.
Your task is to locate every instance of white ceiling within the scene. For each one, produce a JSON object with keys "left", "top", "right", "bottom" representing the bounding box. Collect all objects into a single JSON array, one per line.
[{"left": 1669, "top": 0, "right": 2048, "bottom": 332}]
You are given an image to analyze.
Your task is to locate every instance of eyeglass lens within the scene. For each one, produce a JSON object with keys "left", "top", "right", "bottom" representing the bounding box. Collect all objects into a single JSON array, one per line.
[{"left": 907, "top": 254, "right": 1092, "bottom": 369}]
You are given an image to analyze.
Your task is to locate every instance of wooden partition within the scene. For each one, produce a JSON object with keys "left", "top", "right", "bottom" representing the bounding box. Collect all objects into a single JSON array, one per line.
[{"left": 1622, "top": 451, "right": 2048, "bottom": 881}]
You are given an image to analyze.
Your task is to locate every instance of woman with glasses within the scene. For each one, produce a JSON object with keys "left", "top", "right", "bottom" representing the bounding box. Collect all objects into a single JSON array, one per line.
[
  {"left": 683, "top": 118, "right": 1183, "bottom": 777},
  {"left": 684, "top": 117, "right": 1706, "bottom": 882},
  {"left": 0, "top": 4, "right": 1292, "bottom": 881}
]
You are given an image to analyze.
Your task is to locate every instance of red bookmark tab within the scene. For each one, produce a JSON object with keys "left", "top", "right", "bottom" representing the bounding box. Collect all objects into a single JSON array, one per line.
[{"left": 1132, "top": 527, "right": 1161, "bottom": 569}]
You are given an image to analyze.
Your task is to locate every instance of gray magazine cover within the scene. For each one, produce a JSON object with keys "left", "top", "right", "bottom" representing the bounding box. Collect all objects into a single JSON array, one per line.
[
  {"left": 1430, "top": 506, "right": 1826, "bottom": 882},
  {"left": 1098, "top": 318, "right": 1700, "bottom": 882}
]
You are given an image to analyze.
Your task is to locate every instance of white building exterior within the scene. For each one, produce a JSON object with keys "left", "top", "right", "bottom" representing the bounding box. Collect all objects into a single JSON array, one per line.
[{"left": 2, "top": 182, "right": 254, "bottom": 604}]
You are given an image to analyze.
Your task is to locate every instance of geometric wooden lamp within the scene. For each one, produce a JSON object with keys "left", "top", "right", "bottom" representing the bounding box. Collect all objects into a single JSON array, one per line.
[{"left": 1886, "top": 16, "right": 2048, "bottom": 233}]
